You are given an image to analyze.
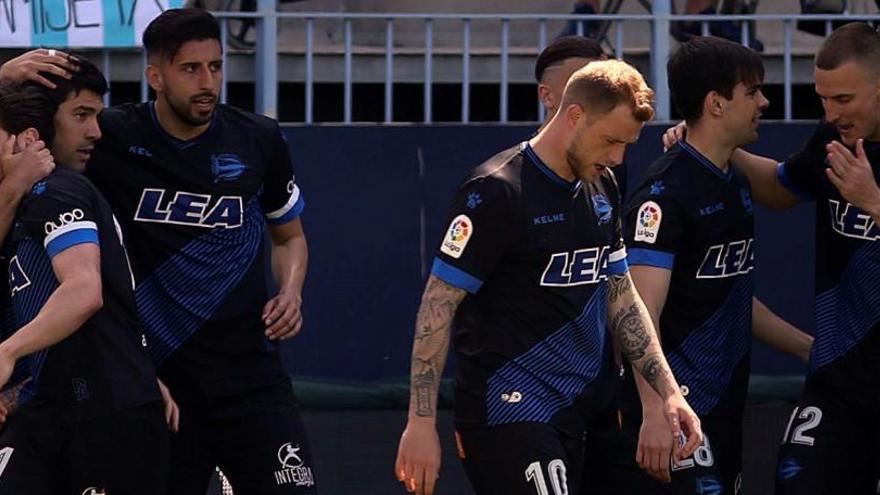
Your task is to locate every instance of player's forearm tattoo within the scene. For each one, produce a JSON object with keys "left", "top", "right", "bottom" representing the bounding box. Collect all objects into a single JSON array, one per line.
[
  {"left": 410, "top": 276, "right": 465, "bottom": 418},
  {"left": 640, "top": 354, "right": 664, "bottom": 389},
  {"left": 606, "top": 273, "right": 632, "bottom": 304},
  {"left": 611, "top": 304, "right": 650, "bottom": 361}
]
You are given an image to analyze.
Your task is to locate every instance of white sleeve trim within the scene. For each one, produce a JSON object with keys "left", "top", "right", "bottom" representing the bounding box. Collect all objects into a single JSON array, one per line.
[
  {"left": 266, "top": 184, "right": 301, "bottom": 220},
  {"left": 608, "top": 246, "right": 627, "bottom": 263},
  {"left": 44, "top": 221, "right": 98, "bottom": 248}
]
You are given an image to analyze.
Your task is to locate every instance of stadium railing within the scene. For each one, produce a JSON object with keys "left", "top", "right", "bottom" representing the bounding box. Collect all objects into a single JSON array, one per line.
[{"left": 88, "top": 6, "right": 880, "bottom": 123}]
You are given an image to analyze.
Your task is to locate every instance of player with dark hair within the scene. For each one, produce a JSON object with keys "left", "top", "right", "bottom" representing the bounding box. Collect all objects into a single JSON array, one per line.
[
  {"left": 0, "top": 8, "right": 316, "bottom": 494},
  {"left": 0, "top": 72, "right": 169, "bottom": 494},
  {"left": 87, "top": 9, "right": 314, "bottom": 494},
  {"left": 661, "top": 22, "right": 880, "bottom": 494},
  {"left": 535, "top": 36, "right": 607, "bottom": 127},
  {"left": 612, "top": 36, "right": 812, "bottom": 495},
  {"left": 395, "top": 59, "right": 703, "bottom": 495}
]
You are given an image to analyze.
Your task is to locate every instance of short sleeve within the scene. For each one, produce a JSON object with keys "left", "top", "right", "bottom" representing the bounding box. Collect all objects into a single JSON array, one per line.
[
  {"left": 624, "top": 184, "right": 684, "bottom": 271},
  {"left": 603, "top": 171, "right": 628, "bottom": 276},
  {"left": 777, "top": 122, "right": 837, "bottom": 201},
  {"left": 261, "top": 125, "right": 305, "bottom": 225},
  {"left": 21, "top": 180, "right": 99, "bottom": 259},
  {"left": 431, "top": 177, "right": 519, "bottom": 294}
]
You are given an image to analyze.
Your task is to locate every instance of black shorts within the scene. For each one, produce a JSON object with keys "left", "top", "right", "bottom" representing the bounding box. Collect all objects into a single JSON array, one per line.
[
  {"left": 0, "top": 401, "right": 169, "bottom": 495},
  {"left": 456, "top": 422, "right": 585, "bottom": 495},
  {"left": 601, "top": 409, "right": 743, "bottom": 495},
  {"left": 775, "top": 379, "right": 880, "bottom": 495},
  {"left": 169, "top": 404, "right": 317, "bottom": 495}
]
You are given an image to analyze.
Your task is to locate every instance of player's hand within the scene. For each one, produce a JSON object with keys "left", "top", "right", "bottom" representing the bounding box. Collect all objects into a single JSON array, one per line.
[
  {"left": 637, "top": 408, "right": 674, "bottom": 482},
  {"left": 157, "top": 379, "right": 180, "bottom": 433},
  {"left": 826, "top": 139, "right": 880, "bottom": 217},
  {"left": 395, "top": 419, "right": 441, "bottom": 495},
  {"left": 0, "top": 135, "right": 54, "bottom": 191},
  {"left": 662, "top": 121, "right": 687, "bottom": 151},
  {"left": 0, "top": 48, "right": 79, "bottom": 88},
  {"left": 0, "top": 378, "right": 29, "bottom": 424},
  {"left": 262, "top": 291, "right": 303, "bottom": 341},
  {"left": 663, "top": 393, "right": 702, "bottom": 462}
]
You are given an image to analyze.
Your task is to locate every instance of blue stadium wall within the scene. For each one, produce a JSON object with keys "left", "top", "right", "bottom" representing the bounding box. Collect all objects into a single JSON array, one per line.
[{"left": 279, "top": 122, "right": 818, "bottom": 381}]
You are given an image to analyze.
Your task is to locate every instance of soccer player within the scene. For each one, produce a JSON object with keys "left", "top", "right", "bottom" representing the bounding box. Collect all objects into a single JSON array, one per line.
[
  {"left": 0, "top": 9, "right": 315, "bottom": 494},
  {"left": 0, "top": 72, "right": 168, "bottom": 493},
  {"left": 615, "top": 36, "right": 812, "bottom": 495},
  {"left": 535, "top": 36, "right": 607, "bottom": 128},
  {"left": 661, "top": 22, "right": 880, "bottom": 494},
  {"left": 395, "top": 59, "right": 703, "bottom": 495},
  {"left": 94, "top": 10, "right": 314, "bottom": 494}
]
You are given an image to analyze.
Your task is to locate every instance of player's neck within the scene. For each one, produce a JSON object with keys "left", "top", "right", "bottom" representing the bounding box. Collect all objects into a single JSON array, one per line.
[
  {"left": 154, "top": 99, "right": 211, "bottom": 142},
  {"left": 684, "top": 125, "right": 735, "bottom": 172},
  {"left": 528, "top": 130, "right": 576, "bottom": 183}
]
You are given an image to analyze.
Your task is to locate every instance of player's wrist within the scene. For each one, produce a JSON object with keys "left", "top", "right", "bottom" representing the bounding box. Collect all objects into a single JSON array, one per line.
[{"left": 0, "top": 341, "right": 20, "bottom": 363}]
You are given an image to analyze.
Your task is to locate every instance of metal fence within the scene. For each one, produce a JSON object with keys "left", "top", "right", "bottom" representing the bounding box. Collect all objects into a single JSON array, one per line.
[{"left": 96, "top": 4, "right": 880, "bottom": 123}]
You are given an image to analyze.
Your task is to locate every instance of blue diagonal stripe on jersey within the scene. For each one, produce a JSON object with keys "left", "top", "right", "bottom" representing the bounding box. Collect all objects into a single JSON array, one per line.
[
  {"left": 11, "top": 240, "right": 61, "bottom": 404},
  {"left": 811, "top": 240, "right": 880, "bottom": 372},
  {"left": 665, "top": 274, "right": 753, "bottom": 415},
  {"left": 137, "top": 198, "right": 265, "bottom": 365},
  {"left": 485, "top": 285, "right": 608, "bottom": 426}
]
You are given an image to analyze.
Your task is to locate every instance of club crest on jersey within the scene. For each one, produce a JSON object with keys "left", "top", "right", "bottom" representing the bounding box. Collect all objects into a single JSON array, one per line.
[
  {"left": 211, "top": 153, "right": 247, "bottom": 183},
  {"left": 634, "top": 201, "right": 662, "bottom": 244},
  {"left": 541, "top": 246, "right": 609, "bottom": 286},
  {"left": 274, "top": 443, "right": 315, "bottom": 487},
  {"left": 440, "top": 215, "right": 473, "bottom": 259},
  {"left": 696, "top": 239, "right": 754, "bottom": 279},
  {"left": 829, "top": 199, "right": 880, "bottom": 241},
  {"left": 135, "top": 189, "right": 243, "bottom": 229},
  {"left": 592, "top": 193, "right": 612, "bottom": 225}
]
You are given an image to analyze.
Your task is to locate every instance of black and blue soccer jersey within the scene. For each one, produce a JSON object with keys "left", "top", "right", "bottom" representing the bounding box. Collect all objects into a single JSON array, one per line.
[
  {"left": 87, "top": 103, "right": 304, "bottom": 416},
  {"left": 431, "top": 142, "right": 627, "bottom": 436},
  {"left": 6, "top": 168, "right": 159, "bottom": 423},
  {"left": 778, "top": 122, "right": 880, "bottom": 409},
  {"left": 623, "top": 141, "right": 754, "bottom": 417}
]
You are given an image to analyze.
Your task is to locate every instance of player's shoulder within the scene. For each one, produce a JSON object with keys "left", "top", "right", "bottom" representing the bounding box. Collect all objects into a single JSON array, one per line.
[
  {"left": 21, "top": 168, "right": 97, "bottom": 212},
  {"left": 215, "top": 104, "right": 281, "bottom": 134},
  {"left": 99, "top": 102, "right": 150, "bottom": 131},
  {"left": 629, "top": 145, "right": 692, "bottom": 200},
  {"left": 463, "top": 144, "right": 525, "bottom": 199}
]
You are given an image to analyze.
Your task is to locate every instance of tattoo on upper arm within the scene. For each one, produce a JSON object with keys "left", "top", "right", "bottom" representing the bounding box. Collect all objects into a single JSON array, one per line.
[
  {"left": 607, "top": 273, "right": 632, "bottom": 304},
  {"left": 610, "top": 303, "right": 650, "bottom": 361},
  {"left": 410, "top": 276, "right": 466, "bottom": 418}
]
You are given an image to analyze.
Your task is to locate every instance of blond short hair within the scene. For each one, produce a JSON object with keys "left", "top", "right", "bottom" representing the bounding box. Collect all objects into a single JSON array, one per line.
[{"left": 560, "top": 59, "right": 655, "bottom": 122}]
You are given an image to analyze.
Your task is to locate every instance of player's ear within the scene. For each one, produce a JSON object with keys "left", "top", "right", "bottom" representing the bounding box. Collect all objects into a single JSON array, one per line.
[
  {"left": 145, "top": 63, "right": 163, "bottom": 93},
  {"left": 704, "top": 90, "right": 724, "bottom": 118},
  {"left": 538, "top": 84, "right": 554, "bottom": 112},
  {"left": 18, "top": 128, "right": 39, "bottom": 148},
  {"left": 564, "top": 102, "right": 584, "bottom": 128}
]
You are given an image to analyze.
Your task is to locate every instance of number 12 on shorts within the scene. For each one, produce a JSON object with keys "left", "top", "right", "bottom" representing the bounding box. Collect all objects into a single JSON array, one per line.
[
  {"left": 780, "top": 406, "right": 823, "bottom": 446},
  {"left": 525, "top": 459, "right": 568, "bottom": 495}
]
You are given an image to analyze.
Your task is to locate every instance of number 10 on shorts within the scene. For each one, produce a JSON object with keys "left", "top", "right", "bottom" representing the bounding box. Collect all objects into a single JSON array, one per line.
[{"left": 525, "top": 459, "right": 568, "bottom": 495}]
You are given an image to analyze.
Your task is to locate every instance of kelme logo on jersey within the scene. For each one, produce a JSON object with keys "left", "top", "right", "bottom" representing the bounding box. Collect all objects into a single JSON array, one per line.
[
  {"left": 540, "top": 246, "right": 609, "bottom": 287},
  {"left": 81, "top": 488, "right": 106, "bottom": 495},
  {"left": 211, "top": 153, "right": 247, "bottom": 183},
  {"left": 43, "top": 208, "right": 85, "bottom": 234},
  {"left": 273, "top": 443, "right": 315, "bottom": 487},
  {"left": 8, "top": 256, "right": 31, "bottom": 295},
  {"left": 135, "top": 189, "right": 243, "bottom": 229},
  {"left": 440, "top": 215, "right": 473, "bottom": 259},
  {"left": 696, "top": 239, "right": 754, "bottom": 279},
  {"left": 634, "top": 201, "right": 661, "bottom": 244},
  {"left": 829, "top": 199, "right": 880, "bottom": 241}
]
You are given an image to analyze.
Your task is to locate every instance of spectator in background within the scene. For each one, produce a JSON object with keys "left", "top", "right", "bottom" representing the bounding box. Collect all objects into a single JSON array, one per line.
[{"left": 560, "top": 0, "right": 763, "bottom": 51}]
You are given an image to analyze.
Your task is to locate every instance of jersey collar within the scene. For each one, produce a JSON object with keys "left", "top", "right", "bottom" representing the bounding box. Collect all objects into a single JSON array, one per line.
[
  {"left": 521, "top": 142, "right": 583, "bottom": 193},
  {"left": 148, "top": 101, "right": 218, "bottom": 151},
  {"left": 679, "top": 140, "right": 733, "bottom": 182}
]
